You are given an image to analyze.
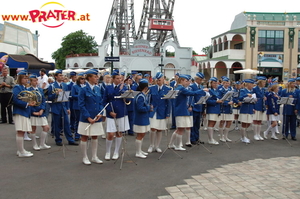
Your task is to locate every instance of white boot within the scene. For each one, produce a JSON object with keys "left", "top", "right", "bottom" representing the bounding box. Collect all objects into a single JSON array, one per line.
[
  {"left": 105, "top": 139, "right": 113, "bottom": 160},
  {"left": 112, "top": 137, "right": 122, "bottom": 160},
  {"left": 24, "top": 132, "right": 32, "bottom": 141},
  {"left": 207, "top": 127, "right": 219, "bottom": 145},
  {"left": 263, "top": 125, "right": 273, "bottom": 139},
  {"left": 148, "top": 130, "right": 156, "bottom": 153},
  {"left": 175, "top": 134, "right": 186, "bottom": 151},
  {"left": 271, "top": 127, "right": 278, "bottom": 140},
  {"left": 219, "top": 128, "right": 226, "bottom": 142},
  {"left": 31, "top": 133, "right": 40, "bottom": 151},
  {"left": 135, "top": 139, "right": 147, "bottom": 158},
  {"left": 224, "top": 128, "right": 231, "bottom": 142},
  {"left": 40, "top": 131, "right": 51, "bottom": 150},
  {"left": 80, "top": 141, "right": 91, "bottom": 165},
  {"left": 257, "top": 125, "right": 264, "bottom": 140},
  {"left": 168, "top": 131, "right": 177, "bottom": 148},
  {"left": 253, "top": 125, "right": 260, "bottom": 141},
  {"left": 91, "top": 139, "right": 103, "bottom": 164},
  {"left": 16, "top": 134, "right": 33, "bottom": 158},
  {"left": 240, "top": 128, "right": 250, "bottom": 143},
  {"left": 154, "top": 131, "right": 162, "bottom": 152}
]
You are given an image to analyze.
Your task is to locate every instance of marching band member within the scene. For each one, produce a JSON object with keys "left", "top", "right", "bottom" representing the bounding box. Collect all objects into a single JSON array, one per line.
[
  {"left": 206, "top": 77, "right": 222, "bottom": 145},
  {"left": 48, "top": 70, "right": 78, "bottom": 146},
  {"left": 68, "top": 71, "right": 77, "bottom": 135},
  {"left": 170, "top": 73, "right": 179, "bottom": 129},
  {"left": 78, "top": 69, "right": 104, "bottom": 165},
  {"left": 280, "top": 78, "right": 299, "bottom": 140},
  {"left": 70, "top": 73, "right": 86, "bottom": 141},
  {"left": 13, "top": 70, "right": 36, "bottom": 157},
  {"left": 232, "top": 81, "right": 242, "bottom": 129},
  {"left": 238, "top": 79, "right": 256, "bottom": 144},
  {"left": 134, "top": 79, "right": 151, "bottom": 158},
  {"left": 125, "top": 76, "right": 135, "bottom": 136},
  {"left": 263, "top": 83, "right": 280, "bottom": 140},
  {"left": 28, "top": 74, "right": 51, "bottom": 151},
  {"left": 148, "top": 72, "right": 171, "bottom": 153},
  {"left": 189, "top": 72, "right": 205, "bottom": 145},
  {"left": 252, "top": 76, "right": 267, "bottom": 141},
  {"left": 218, "top": 77, "right": 234, "bottom": 142},
  {"left": 104, "top": 71, "right": 130, "bottom": 160},
  {"left": 168, "top": 74, "right": 208, "bottom": 150}
]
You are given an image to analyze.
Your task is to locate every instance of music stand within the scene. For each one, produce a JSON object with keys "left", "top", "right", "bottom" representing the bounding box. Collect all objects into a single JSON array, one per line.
[
  {"left": 113, "top": 91, "right": 139, "bottom": 169},
  {"left": 158, "top": 90, "right": 183, "bottom": 160},
  {"left": 187, "top": 95, "right": 212, "bottom": 153},
  {"left": 48, "top": 90, "right": 77, "bottom": 158}
]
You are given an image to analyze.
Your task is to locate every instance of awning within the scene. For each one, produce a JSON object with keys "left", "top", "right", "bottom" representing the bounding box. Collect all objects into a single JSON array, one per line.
[{"left": 0, "top": 52, "right": 55, "bottom": 70}]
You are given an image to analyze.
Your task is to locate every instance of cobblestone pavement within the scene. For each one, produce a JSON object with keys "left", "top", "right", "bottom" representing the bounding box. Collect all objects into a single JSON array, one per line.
[{"left": 159, "top": 156, "right": 300, "bottom": 199}]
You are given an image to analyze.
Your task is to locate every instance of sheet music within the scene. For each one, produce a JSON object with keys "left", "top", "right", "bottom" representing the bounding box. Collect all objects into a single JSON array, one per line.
[
  {"left": 114, "top": 90, "right": 140, "bottom": 99},
  {"left": 278, "top": 97, "right": 294, "bottom": 105},
  {"left": 161, "top": 90, "right": 179, "bottom": 99},
  {"left": 56, "top": 91, "right": 70, "bottom": 102},
  {"left": 243, "top": 97, "right": 257, "bottom": 103},
  {"left": 220, "top": 91, "right": 234, "bottom": 101},
  {"left": 195, "top": 95, "right": 210, "bottom": 104}
]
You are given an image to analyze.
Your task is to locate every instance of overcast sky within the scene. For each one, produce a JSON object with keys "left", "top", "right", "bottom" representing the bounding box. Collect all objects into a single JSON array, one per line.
[{"left": 1, "top": 0, "right": 298, "bottom": 62}]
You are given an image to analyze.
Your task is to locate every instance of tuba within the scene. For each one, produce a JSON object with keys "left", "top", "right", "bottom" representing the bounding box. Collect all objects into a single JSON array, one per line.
[{"left": 18, "top": 90, "right": 42, "bottom": 106}]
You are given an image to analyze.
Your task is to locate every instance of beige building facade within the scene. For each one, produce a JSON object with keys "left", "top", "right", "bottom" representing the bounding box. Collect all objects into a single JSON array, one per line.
[{"left": 198, "top": 12, "right": 300, "bottom": 81}]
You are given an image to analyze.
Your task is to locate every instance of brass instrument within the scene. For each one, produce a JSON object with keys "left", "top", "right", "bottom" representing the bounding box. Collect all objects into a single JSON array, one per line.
[
  {"left": 18, "top": 90, "right": 42, "bottom": 106},
  {"left": 233, "top": 103, "right": 239, "bottom": 108},
  {"left": 52, "top": 88, "right": 61, "bottom": 94}
]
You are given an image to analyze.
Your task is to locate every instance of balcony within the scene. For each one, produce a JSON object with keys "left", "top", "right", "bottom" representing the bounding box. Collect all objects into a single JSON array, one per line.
[{"left": 213, "top": 49, "right": 245, "bottom": 60}]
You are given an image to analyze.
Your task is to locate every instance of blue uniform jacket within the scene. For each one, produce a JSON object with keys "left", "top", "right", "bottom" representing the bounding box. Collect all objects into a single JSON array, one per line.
[
  {"left": 280, "top": 88, "right": 299, "bottom": 115},
  {"left": 149, "top": 85, "right": 171, "bottom": 119},
  {"left": 78, "top": 83, "right": 104, "bottom": 123},
  {"left": 206, "top": 88, "right": 222, "bottom": 114},
  {"left": 174, "top": 84, "right": 206, "bottom": 117},
  {"left": 232, "top": 88, "right": 241, "bottom": 110},
  {"left": 239, "top": 88, "right": 255, "bottom": 114},
  {"left": 103, "top": 84, "right": 128, "bottom": 119},
  {"left": 218, "top": 86, "right": 233, "bottom": 114},
  {"left": 71, "top": 84, "right": 85, "bottom": 110},
  {"left": 133, "top": 92, "right": 150, "bottom": 126},
  {"left": 253, "top": 86, "right": 267, "bottom": 112},
  {"left": 266, "top": 92, "right": 280, "bottom": 115},
  {"left": 48, "top": 81, "right": 70, "bottom": 115},
  {"left": 12, "top": 85, "right": 31, "bottom": 118},
  {"left": 189, "top": 83, "right": 204, "bottom": 112},
  {"left": 28, "top": 87, "right": 46, "bottom": 117}
]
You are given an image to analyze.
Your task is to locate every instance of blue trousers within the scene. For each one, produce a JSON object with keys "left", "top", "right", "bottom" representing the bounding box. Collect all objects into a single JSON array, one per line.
[
  {"left": 70, "top": 107, "right": 76, "bottom": 131},
  {"left": 73, "top": 110, "right": 81, "bottom": 139},
  {"left": 191, "top": 111, "right": 202, "bottom": 142},
  {"left": 127, "top": 110, "right": 134, "bottom": 135},
  {"left": 282, "top": 115, "right": 297, "bottom": 138},
  {"left": 52, "top": 111, "right": 75, "bottom": 144},
  {"left": 171, "top": 99, "right": 176, "bottom": 128}
]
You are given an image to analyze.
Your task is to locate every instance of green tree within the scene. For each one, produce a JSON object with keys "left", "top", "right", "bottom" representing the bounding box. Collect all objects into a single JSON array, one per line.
[
  {"left": 201, "top": 46, "right": 210, "bottom": 55},
  {"left": 192, "top": 50, "right": 198, "bottom": 55},
  {"left": 52, "top": 30, "right": 98, "bottom": 69}
]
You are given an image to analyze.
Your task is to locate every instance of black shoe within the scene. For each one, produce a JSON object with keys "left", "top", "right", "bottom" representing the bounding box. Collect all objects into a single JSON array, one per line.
[
  {"left": 199, "top": 140, "right": 205, "bottom": 144},
  {"left": 191, "top": 141, "right": 197, "bottom": 145},
  {"left": 9, "top": 122, "right": 14, "bottom": 124},
  {"left": 292, "top": 137, "right": 297, "bottom": 141},
  {"left": 56, "top": 142, "right": 63, "bottom": 146},
  {"left": 69, "top": 142, "right": 79, "bottom": 146},
  {"left": 185, "top": 143, "right": 192, "bottom": 147},
  {"left": 127, "top": 133, "right": 134, "bottom": 136},
  {"left": 1, "top": 121, "right": 7, "bottom": 124}
]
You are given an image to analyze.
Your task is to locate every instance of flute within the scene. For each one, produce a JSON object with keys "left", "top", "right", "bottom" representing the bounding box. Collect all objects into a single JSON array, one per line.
[{"left": 85, "top": 103, "right": 109, "bottom": 130}]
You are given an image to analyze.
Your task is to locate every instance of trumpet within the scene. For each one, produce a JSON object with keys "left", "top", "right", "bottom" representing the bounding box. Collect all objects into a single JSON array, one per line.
[
  {"left": 51, "top": 88, "right": 61, "bottom": 94},
  {"left": 233, "top": 103, "right": 239, "bottom": 108},
  {"left": 18, "top": 90, "right": 42, "bottom": 106}
]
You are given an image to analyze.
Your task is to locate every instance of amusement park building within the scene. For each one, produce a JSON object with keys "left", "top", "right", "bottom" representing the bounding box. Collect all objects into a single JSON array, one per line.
[{"left": 196, "top": 12, "right": 300, "bottom": 81}]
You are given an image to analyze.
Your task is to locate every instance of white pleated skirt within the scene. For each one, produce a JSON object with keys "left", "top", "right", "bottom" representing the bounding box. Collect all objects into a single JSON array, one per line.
[
  {"left": 232, "top": 109, "right": 240, "bottom": 115},
  {"left": 253, "top": 111, "right": 267, "bottom": 121},
  {"left": 268, "top": 114, "right": 280, "bottom": 121},
  {"left": 14, "top": 114, "right": 32, "bottom": 132},
  {"left": 106, "top": 116, "right": 129, "bottom": 132},
  {"left": 150, "top": 113, "right": 167, "bottom": 130},
  {"left": 175, "top": 116, "right": 193, "bottom": 128},
  {"left": 239, "top": 114, "right": 253, "bottom": 124},
  {"left": 30, "top": 116, "right": 48, "bottom": 126},
  {"left": 219, "top": 113, "right": 234, "bottom": 121},
  {"left": 78, "top": 122, "right": 104, "bottom": 136},
  {"left": 133, "top": 125, "right": 150, "bottom": 133},
  {"left": 207, "top": 114, "right": 220, "bottom": 122}
]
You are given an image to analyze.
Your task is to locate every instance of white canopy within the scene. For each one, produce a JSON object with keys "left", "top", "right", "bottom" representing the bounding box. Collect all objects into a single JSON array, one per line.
[{"left": 233, "top": 69, "right": 263, "bottom": 75}]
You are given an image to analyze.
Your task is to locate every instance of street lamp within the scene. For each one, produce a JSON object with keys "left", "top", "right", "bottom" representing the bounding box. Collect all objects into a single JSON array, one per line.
[
  {"left": 159, "top": 48, "right": 164, "bottom": 73},
  {"left": 109, "top": 22, "right": 116, "bottom": 73},
  {"left": 258, "top": 51, "right": 264, "bottom": 75}
]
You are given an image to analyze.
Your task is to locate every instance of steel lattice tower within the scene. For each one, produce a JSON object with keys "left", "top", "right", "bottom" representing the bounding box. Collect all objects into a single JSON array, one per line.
[
  {"left": 137, "top": 0, "right": 179, "bottom": 54},
  {"left": 102, "top": 0, "right": 137, "bottom": 55}
]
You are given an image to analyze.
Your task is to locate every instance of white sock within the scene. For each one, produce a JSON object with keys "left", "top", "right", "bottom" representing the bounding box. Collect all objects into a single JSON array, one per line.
[
  {"left": 176, "top": 134, "right": 183, "bottom": 148},
  {"left": 40, "top": 131, "right": 48, "bottom": 147},
  {"left": 169, "top": 131, "right": 177, "bottom": 146},
  {"left": 207, "top": 127, "right": 214, "bottom": 141},
  {"left": 16, "top": 134, "right": 25, "bottom": 153},
  {"left": 135, "top": 139, "right": 142, "bottom": 155},
  {"left": 106, "top": 139, "right": 113, "bottom": 154},
  {"left": 240, "top": 128, "right": 246, "bottom": 138},
  {"left": 155, "top": 131, "right": 162, "bottom": 148},
  {"left": 224, "top": 128, "right": 230, "bottom": 139},
  {"left": 80, "top": 141, "right": 88, "bottom": 159},
  {"left": 31, "top": 133, "right": 38, "bottom": 147},
  {"left": 257, "top": 125, "right": 262, "bottom": 137},
  {"left": 185, "top": 129, "right": 191, "bottom": 145},
  {"left": 114, "top": 137, "right": 122, "bottom": 155},
  {"left": 149, "top": 130, "right": 156, "bottom": 147},
  {"left": 91, "top": 139, "right": 98, "bottom": 158},
  {"left": 275, "top": 125, "right": 279, "bottom": 133},
  {"left": 219, "top": 127, "right": 224, "bottom": 138},
  {"left": 265, "top": 125, "right": 273, "bottom": 133}
]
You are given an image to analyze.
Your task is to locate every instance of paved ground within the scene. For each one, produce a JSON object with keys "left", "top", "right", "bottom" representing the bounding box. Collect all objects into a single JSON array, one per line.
[{"left": 1, "top": 120, "right": 300, "bottom": 199}]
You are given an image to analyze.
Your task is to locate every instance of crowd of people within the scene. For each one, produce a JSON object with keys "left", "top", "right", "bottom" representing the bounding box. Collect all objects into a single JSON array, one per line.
[{"left": 1, "top": 66, "right": 299, "bottom": 165}]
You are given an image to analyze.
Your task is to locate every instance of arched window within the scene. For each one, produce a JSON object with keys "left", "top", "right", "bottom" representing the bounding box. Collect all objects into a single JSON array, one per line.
[
  {"left": 74, "top": 63, "right": 79, "bottom": 68},
  {"left": 165, "top": 46, "right": 175, "bottom": 57},
  {"left": 86, "top": 62, "right": 93, "bottom": 67}
]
